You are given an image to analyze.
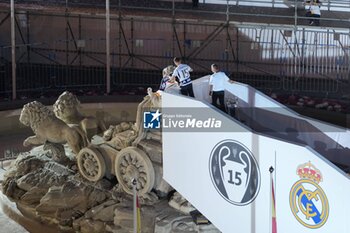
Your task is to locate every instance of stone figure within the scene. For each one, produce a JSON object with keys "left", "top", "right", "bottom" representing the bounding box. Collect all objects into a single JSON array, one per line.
[
  {"left": 19, "top": 101, "right": 89, "bottom": 154},
  {"left": 147, "top": 87, "right": 162, "bottom": 108},
  {"left": 53, "top": 91, "right": 106, "bottom": 140},
  {"left": 2, "top": 90, "right": 221, "bottom": 233},
  {"left": 76, "top": 88, "right": 169, "bottom": 196},
  {"left": 103, "top": 122, "right": 136, "bottom": 141},
  {"left": 103, "top": 122, "right": 138, "bottom": 150},
  {"left": 159, "top": 65, "right": 180, "bottom": 94},
  {"left": 43, "top": 141, "right": 72, "bottom": 166},
  {"left": 133, "top": 87, "right": 162, "bottom": 135}
]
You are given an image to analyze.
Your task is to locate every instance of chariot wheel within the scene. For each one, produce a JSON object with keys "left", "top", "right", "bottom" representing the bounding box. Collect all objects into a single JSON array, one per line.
[
  {"left": 77, "top": 147, "right": 106, "bottom": 182},
  {"left": 115, "top": 147, "right": 155, "bottom": 195}
]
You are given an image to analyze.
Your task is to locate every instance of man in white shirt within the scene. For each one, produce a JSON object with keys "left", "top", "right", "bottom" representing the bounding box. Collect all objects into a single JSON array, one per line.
[
  {"left": 171, "top": 57, "right": 195, "bottom": 97},
  {"left": 306, "top": 0, "right": 321, "bottom": 26},
  {"left": 209, "top": 64, "right": 231, "bottom": 111}
]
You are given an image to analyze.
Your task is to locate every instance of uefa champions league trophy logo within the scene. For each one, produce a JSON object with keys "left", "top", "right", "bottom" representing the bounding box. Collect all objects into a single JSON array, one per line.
[
  {"left": 209, "top": 140, "right": 260, "bottom": 206},
  {"left": 219, "top": 146, "right": 251, "bottom": 203}
]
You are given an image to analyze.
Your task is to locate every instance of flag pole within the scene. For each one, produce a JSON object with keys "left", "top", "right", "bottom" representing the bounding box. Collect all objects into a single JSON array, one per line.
[
  {"left": 269, "top": 167, "right": 272, "bottom": 233},
  {"left": 132, "top": 178, "right": 137, "bottom": 233},
  {"left": 269, "top": 166, "right": 277, "bottom": 233}
]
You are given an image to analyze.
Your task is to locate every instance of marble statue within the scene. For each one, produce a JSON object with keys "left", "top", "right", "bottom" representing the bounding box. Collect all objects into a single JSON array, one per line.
[
  {"left": 76, "top": 88, "right": 171, "bottom": 197},
  {"left": 1, "top": 90, "right": 220, "bottom": 233},
  {"left": 53, "top": 91, "right": 106, "bottom": 140},
  {"left": 161, "top": 65, "right": 181, "bottom": 94},
  {"left": 103, "top": 122, "right": 138, "bottom": 150},
  {"left": 19, "top": 101, "right": 89, "bottom": 154}
]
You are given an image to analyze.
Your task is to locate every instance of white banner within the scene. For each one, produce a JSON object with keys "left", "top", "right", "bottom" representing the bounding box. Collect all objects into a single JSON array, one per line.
[{"left": 162, "top": 92, "right": 350, "bottom": 233}]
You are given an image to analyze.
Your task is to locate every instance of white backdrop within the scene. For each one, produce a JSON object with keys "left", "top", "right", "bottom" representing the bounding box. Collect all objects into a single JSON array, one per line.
[{"left": 162, "top": 92, "right": 350, "bottom": 233}]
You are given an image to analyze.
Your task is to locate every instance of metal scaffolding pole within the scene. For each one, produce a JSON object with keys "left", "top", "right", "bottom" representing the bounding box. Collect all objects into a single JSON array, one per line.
[
  {"left": 294, "top": 0, "right": 297, "bottom": 28},
  {"left": 65, "top": 0, "right": 69, "bottom": 79},
  {"left": 11, "top": 0, "right": 16, "bottom": 100},
  {"left": 226, "top": 0, "right": 230, "bottom": 71},
  {"left": 172, "top": 0, "right": 175, "bottom": 17},
  {"left": 226, "top": 0, "right": 229, "bottom": 22},
  {"left": 106, "top": 0, "right": 111, "bottom": 94}
]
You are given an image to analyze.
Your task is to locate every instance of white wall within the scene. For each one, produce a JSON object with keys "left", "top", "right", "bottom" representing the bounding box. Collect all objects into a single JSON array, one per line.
[{"left": 162, "top": 92, "right": 350, "bottom": 233}]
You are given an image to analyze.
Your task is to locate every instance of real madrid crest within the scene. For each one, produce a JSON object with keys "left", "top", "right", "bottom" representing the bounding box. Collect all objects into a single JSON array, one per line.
[
  {"left": 209, "top": 140, "right": 261, "bottom": 206},
  {"left": 289, "top": 162, "right": 329, "bottom": 229}
]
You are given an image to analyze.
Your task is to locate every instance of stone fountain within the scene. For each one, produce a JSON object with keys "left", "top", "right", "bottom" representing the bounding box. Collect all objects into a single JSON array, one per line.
[{"left": 1, "top": 90, "right": 220, "bottom": 233}]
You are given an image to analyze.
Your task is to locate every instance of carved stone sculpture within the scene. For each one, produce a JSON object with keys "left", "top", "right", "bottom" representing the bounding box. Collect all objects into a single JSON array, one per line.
[
  {"left": 133, "top": 87, "right": 161, "bottom": 142},
  {"left": 103, "top": 122, "right": 138, "bottom": 150},
  {"left": 168, "top": 191, "right": 196, "bottom": 214},
  {"left": 73, "top": 88, "right": 171, "bottom": 199},
  {"left": 162, "top": 65, "right": 175, "bottom": 77},
  {"left": 161, "top": 65, "right": 181, "bottom": 94},
  {"left": 53, "top": 91, "right": 106, "bottom": 139},
  {"left": 2, "top": 151, "right": 112, "bottom": 230},
  {"left": 19, "top": 101, "right": 89, "bottom": 154},
  {"left": 2, "top": 90, "right": 221, "bottom": 233},
  {"left": 43, "top": 141, "right": 73, "bottom": 166},
  {"left": 147, "top": 87, "right": 161, "bottom": 108}
]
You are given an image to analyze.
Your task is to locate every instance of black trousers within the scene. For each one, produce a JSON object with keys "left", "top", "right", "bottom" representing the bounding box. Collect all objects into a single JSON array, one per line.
[
  {"left": 180, "top": 83, "right": 195, "bottom": 97},
  {"left": 306, "top": 11, "right": 320, "bottom": 26},
  {"left": 192, "top": 0, "right": 199, "bottom": 7},
  {"left": 310, "top": 14, "right": 320, "bottom": 26},
  {"left": 212, "top": 91, "right": 225, "bottom": 111}
]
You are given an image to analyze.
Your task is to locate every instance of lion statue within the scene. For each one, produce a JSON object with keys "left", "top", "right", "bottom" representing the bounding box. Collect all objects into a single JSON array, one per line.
[
  {"left": 19, "top": 101, "right": 89, "bottom": 154},
  {"left": 53, "top": 91, "right": 106, "bottom": 140}
]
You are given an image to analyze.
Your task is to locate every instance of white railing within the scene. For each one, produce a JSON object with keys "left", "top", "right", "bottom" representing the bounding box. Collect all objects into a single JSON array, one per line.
[
  {"left": 162, "top": 91, "right": 350, "bottom": 233},
  {"left": 203, "top": 0, "right": 350, "bottom": 11}
]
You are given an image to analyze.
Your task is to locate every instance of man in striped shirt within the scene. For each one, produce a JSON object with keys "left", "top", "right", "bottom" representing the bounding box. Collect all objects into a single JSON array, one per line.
[{"left": 171, "top": 57, "right": 195, "bottom": 97}]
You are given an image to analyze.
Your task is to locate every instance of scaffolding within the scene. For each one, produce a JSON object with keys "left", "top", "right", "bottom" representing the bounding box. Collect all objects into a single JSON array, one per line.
[{"left": 0, "top": 0, "right": 349, "bottom": 99}]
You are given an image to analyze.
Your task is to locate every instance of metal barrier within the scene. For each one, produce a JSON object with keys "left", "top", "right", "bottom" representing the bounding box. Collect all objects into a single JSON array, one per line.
[{"left": 0, "top": 3, "right": 349, "bottom": 99}]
